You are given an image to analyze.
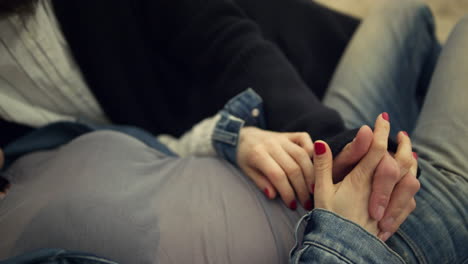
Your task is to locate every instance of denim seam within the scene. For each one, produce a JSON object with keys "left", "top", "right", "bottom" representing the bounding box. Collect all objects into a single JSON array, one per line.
[
  {"left": 293, "top": 245, "right": 311, "bottom": 264},
  {"left": 212, "top": 128, "right": 239, "bottom": 145},
  {"left": 302, "top": 241, "right": 354, "bottom": 264},
  {"left": 310, "top": 209, "right": 406, "bottom": 263},
  {"left": 396, "top": 229, "right": 428, "bottom": 264}
]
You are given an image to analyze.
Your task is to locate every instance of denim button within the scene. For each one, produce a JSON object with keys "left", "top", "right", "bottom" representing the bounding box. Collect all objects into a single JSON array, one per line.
[{"left": 251, "top": 108, "right": 260, "bottom": 117}]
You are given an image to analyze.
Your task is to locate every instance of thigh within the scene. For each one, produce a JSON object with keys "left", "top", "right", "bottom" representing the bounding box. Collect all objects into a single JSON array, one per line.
[
  {"left": 388, "top": 16, "right": 468, "bottom": 263},
  {"left": 376, "top": 16, "right": 468, "bottom": 264},
  {"left": 323, "top": 0, "right": 440, "bottom": 136}
]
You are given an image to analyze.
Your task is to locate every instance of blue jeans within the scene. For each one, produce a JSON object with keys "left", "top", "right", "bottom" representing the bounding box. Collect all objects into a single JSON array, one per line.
[{"left": 323, "top": 0, "right": 468, "bottom": 263}]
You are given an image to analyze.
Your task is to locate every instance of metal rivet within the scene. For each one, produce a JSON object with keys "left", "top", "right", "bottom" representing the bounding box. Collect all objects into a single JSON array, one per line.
[{"left": 251, "top": 108, "right": 260, "bottom": 117}]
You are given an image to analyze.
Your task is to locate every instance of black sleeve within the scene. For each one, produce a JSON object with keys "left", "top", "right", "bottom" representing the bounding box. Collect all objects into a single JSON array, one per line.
[{"left": 138, "top": 0, "right": 346, "bottom": 139}]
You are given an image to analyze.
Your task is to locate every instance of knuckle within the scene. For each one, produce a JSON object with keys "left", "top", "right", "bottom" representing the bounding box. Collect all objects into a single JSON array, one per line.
[
  {"left": 297, "top": 149, "right": 310, "bottom": 161},
  {"left": 373, "top": 141, "right": 387, "bottom": 153},
  {"left": 385, "top": 164, "right": 401, "bottom": 183},
  {"left": 381, "top": 119, "right": 391, "bottom": 130},
  {"left": 304, "top": 145, "right": 314, "bottom": 156},
  {"left": 399, "top": 154, "right": 413, "bottom": 170},
  {"left": 249, "top": 146, "right": 265, "bottom": 161},
  {"left": 290, "top": 147, "right": 304, "bottom": 158},
  {"left": 315, "top": 159, "right": 332, "bottom": 173},
  {"left": 410, "top": 199, "right": 417, "bottom": 211},
  {"left": 374, "top": 193, "right": 391, "bottom": 208},
  {"left": 264, "top": 139, "right": 277, "bottom": 148},
  {"left": 299, "top": 132, "right": 310, "bottom": 140},
  {"left": 285, "top": 165, "right": 301, "bottom": 179},
  {"left": 267, "top": 169, "right": 285, "bottom": 182},
  {"left": 409, "top": 178, "right": 421, "bottom": 193}
]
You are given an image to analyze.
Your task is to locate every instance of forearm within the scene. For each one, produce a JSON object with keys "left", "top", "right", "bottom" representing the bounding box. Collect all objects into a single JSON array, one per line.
[{"left": 141, "top": 0, "right": 345, "bottom": 139}]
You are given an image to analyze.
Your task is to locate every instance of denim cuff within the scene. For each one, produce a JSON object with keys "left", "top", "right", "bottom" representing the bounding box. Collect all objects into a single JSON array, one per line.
[
  {"left": 290, "top": 209, "right": 406, "bottom": 264},
  {"left": 212, "top": 88, "right": 266, "bottom": 166}
]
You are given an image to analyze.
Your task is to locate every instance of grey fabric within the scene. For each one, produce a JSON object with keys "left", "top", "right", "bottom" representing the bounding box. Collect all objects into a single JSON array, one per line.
[{"left": 0, "top": 131, "right": 304, "bottom": 264}]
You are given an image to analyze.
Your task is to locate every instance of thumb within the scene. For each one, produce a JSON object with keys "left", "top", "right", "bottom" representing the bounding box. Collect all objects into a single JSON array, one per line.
[
  {"left": 332, "top": 126, "right": 373, "bottom": 181},
  {"left": 313, "top": 141, "right": 334, "bottom": 199}
]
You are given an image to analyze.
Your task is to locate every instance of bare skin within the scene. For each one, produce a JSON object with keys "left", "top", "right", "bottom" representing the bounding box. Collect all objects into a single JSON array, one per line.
[
  {"left": 312, "top": 114, "right": 419, "bottom": 238},
  {"left": 237, "top": 113, "right": 419, "bottom": 241}
]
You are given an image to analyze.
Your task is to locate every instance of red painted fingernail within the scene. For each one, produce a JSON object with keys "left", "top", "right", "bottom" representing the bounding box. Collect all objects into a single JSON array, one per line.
[
  {"left": 305, "top": 199, "right": 313, "bottom": 211},
  {"left": 314, "top": 142, "right": 326, "bottom": 155},
  {"left": 413, "top": 152, "right": 418, "bottom": 160},
  {"left": 402, "top": 131, "right": 409, "bottom": 137},
  {"left": 311, "top": 184, "right": 315, "bottom": 194},
  {"left": 263, "top": 188, "right": 270, "bottom": 198},
  {"left": 289, "top": 200, "right": 297, "bottom": 210},
  {"left": 382, "top": 112, "right": 390, "bottom": 122}
]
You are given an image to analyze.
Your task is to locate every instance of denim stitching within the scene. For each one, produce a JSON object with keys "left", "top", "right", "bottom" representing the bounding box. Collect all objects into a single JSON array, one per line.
[
  {"left": 302, "top": 241, "right": 354, "bottom": 264},
  {"left": 396, "top": 229, "right": 428, "bottom": 264}
]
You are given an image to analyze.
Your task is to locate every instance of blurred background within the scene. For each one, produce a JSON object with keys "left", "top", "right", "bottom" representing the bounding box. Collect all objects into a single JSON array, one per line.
[{"left": 315, "top": 0, "right": 468, "bottom": 42}]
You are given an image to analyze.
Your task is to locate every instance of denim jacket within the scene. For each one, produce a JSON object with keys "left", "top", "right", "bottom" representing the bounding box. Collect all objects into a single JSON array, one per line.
[
  {"left": 212, "top": 88, "right": 266, "bottom": 166},
  {"left": 290, "top": 209, "right": 405, "bottom": 263}
]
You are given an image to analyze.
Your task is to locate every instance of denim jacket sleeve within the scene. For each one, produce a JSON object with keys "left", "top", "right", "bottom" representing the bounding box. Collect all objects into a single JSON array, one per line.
[
  {"left": 290, "top": 209, "right": 406, "bottom": 264},
  {"left": 212, "top": 88, "right": 266, "bottom": 166}
]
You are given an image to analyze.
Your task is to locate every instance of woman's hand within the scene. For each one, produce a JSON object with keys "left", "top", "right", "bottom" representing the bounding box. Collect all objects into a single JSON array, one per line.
[
  {"left": 237, "top": 127, "right": 315, "bottom": 210},
  {"left": 312, "top": 114, "right": 390, "bottom": 236},
  {"left": 330, "top": 120, "right": 419, "bottom": 241}
]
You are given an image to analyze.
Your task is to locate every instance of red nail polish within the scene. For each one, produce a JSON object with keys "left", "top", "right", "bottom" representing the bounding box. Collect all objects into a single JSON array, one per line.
[
  {"left": 413, "top": 152, "right": 418, "bottom": 160},
  {"left": 264, "top": 188, "right": 270, "bottom": 198},
  {"left": 402, "top": 131, "right": 409, "bottom": 137},
  {"left": 289, "top": 200, "right": 297, "bottom": 210},
  {"left": 314, "top": 142, "right": 326, "bottom": 155},
  {"left": 311, "top": 184, "right": 315, "bottom": 194},
  {"left": 382, "top": 112, "right": 390, "bottom": 122},
  {"left": 305, "top": 199, "right": 313, "bottom": 211}
]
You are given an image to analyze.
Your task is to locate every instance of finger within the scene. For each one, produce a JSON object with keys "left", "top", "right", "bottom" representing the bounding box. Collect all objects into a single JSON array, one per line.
[
  {"left": 379, "top": 172, "right": 420, "bottom": 234},
  {"left": 282, "top": 141, "right": 314, "bottom": 209},
  {"left": 377, "top": 199, "right": 416, "bottom": 241},
  {"left": 394, "top": 131, "right": 414, "bottom": 177},
  {"left": 269, "top": 144, "right": 309, "bottom": 209},
  {"left": 243, "top": 166, "right": 277, "bottom": 199},
  {"left": 351, "top": 113, "right": 391, "bottom": 185},
  {"left": 333, "top": 125, "right": 373, "bottom": 182},
  {"left": 251, "top": 149, "right": 297, "bottom": 210},
  {"left": 368, "top": 153, "right": 400, "bottom": 221},
  {"left": 286, "top": 132, "right": 315, "bottom": 158},
  {"left": 312, "top": 141, "right": 334, "bottom": 207},
  {"left": 286, "top": 132, "right": 315, "bottom": 194}
]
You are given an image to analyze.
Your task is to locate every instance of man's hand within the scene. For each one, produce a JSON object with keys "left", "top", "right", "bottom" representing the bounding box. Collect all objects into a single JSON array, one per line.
[
  {"left": 237, "top": 127, "right": 315, "bottom": 210},
  {"left": 372, "top": 132, "right": 420, "bottom": 241},
  {"left": 312, "top": 114, "right": 392, "bottom": 236},
  {"left": 331, "top": 114, "right": 420, "bottom": 241}
]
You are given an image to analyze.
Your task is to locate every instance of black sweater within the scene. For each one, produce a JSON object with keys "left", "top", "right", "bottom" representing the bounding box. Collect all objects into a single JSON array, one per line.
[
  {"left": 48, "top": 0, "right": 357, "bottom": 140},
  {"left": 1, "top": 0, "right": 358, "bottom": 147}
]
